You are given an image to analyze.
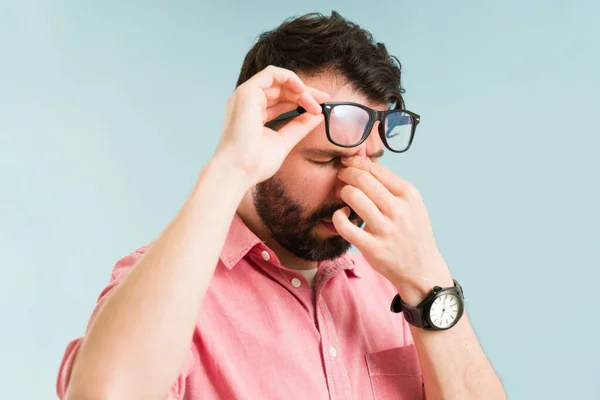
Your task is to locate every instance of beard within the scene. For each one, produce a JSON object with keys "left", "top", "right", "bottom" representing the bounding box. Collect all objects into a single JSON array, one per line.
[{"left": 254, "top": 176, "right": 364, "bottom": 262}]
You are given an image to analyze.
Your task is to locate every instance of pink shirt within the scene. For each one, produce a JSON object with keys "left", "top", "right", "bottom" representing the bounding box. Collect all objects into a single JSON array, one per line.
[{"left": 57, "top": 213, "right": 424, "bottom": 399}]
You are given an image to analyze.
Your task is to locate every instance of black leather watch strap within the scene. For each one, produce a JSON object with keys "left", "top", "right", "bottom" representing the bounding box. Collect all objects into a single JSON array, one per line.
[
  {"left": 390, "top": 279, "right": 464, "bottom": 330},
  {"left": 390, "top": 295, "right": 426, "bottom": 327}
]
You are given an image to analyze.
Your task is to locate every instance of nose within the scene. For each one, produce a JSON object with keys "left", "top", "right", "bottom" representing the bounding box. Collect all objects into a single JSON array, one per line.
[
  {"left": 352, "top": 120, "right": 382, "bottom": 158},
  {"left": 333, "top": 122, "right": 383, "bottom": 201},
  {"left": 354, "top": 146, "right": 368, "bottom": 158}
]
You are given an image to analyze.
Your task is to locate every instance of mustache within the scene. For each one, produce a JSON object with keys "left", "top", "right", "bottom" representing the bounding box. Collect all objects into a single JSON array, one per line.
[{"left": 311, "top": 203, "right": 362, "bottom": 223}]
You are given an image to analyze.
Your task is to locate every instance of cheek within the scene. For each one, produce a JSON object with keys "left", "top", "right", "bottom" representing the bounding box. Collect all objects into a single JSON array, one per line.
[{"left": 276, "top": 164, "right": 339, "bottom": 207}]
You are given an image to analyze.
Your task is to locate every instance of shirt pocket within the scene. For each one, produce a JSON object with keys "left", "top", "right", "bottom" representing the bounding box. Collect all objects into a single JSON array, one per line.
[{"left": 365, "top": 344, "right": 424, "bottom": 400}]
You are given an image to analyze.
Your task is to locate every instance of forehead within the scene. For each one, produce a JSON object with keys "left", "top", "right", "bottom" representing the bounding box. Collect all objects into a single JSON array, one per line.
[
  {"left": 300, "top": 71, "right": 387, "bottom": 111},
  {"left": 295, "top": 71, "right": 388, "bottom": 156}
]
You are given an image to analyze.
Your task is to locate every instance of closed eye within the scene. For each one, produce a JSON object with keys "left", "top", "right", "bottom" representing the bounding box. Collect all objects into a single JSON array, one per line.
[{"left": 310, "top": 158, "right": 336, "bottom": 166}]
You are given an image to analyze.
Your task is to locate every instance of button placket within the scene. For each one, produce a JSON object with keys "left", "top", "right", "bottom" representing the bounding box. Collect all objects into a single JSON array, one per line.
[
  {"left": 247, "top": 248, "right": 316, "bottom": 319},
  {"left": 316, "top": 288, "right": 352, "bottom": 399},
  {"left": 328, "top": 345, "right": 337, "bottom": 358}
]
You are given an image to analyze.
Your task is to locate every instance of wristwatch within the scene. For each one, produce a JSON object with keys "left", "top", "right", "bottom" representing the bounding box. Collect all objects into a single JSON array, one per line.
[{"left": 390, "top": 279, "right": 465, "bottom": 331}]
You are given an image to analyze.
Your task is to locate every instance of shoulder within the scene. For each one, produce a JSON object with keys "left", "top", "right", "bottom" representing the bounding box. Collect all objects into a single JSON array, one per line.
[{"left": 108, "top": 242, "right": 154, "bottom": 281}]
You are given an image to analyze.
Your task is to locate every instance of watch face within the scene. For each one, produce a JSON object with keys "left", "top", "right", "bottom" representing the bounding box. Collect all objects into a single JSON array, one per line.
[{"left": 429, "top": 293, "right": 460, "bottom": 329}]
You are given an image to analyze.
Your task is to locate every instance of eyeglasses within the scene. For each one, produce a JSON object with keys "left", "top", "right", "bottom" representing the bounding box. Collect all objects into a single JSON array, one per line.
[{"left": 271, "top": 102, "right": 421, "bottom": 153}]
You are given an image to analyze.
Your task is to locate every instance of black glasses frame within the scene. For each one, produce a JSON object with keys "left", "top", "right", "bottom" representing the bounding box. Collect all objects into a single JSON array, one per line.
[{"left": 271, "top": 101, "right": 421, "bottom": 153}]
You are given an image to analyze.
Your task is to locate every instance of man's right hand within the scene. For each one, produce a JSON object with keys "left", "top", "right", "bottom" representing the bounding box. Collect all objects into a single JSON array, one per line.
[{"left": 215, "top": 65, "right": 330, "bottom": 186}]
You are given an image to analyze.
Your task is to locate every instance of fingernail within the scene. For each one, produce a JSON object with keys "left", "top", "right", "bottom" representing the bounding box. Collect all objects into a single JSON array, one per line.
[{"left": 341, "top": 156, "right": 354, "bottom": 162}]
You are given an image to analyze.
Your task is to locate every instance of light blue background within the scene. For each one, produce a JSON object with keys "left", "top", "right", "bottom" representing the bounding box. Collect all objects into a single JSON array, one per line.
[{"left": 1, "top": 1, "right": 599, "bottom": 399}]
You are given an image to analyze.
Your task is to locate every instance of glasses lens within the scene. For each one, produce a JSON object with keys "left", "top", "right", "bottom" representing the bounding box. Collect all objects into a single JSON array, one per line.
[
  {"left": 328, "top": 105, "right": 371, "bottom": 146},
  {"left": 384, "top": 111, "right": 414, "bottom": 151}
]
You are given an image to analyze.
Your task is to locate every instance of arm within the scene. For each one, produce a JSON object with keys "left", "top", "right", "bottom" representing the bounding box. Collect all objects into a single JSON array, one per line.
[
  {"left": 332, "top": 156, "right": 506, "bottom": 399},
  {"left": 410, "top": 313, "right": 505, "bottom": 399},
  {"left": 65, "top": 158, "right": 251, "bottom": 400},
  {"left": 63, "top": 66, "right": 329, "bottom": 400},
  {"left": 394, "top": 265, "right": 506, "bottom": 399}
]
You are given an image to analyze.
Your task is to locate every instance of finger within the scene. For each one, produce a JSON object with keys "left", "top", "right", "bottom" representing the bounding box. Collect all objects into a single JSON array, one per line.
[
  {"left": 297, "top": 87, "right": 330, "bottom": 113},
  {"left": 264, "top": 101, "right": 298, "bottom": 122},
  {"left": 249, "top": 67, "right": 320, "bottom": 114},
  {"left": 337, "top": 166, "right": 397, "bottom": 218},
  {"left": 296, "top": 91, "right": 323, "bottom": 115},
  {"left": 253, "top": 66, "right": 306, "bottom": 93},
  {"left": 263, "top": 86, "right": 329, "bottom": 107},
  {"left": 278, "top": 113, "right": 324, "bottom": 152},
  {"left": 306, "top": 86, "right": 330, "bottom": 104},
  {"left": 332, "top": 206, "right": 375, "bottom": 248},
  {"left": 263, "top": 87, "right": 304, "bottom": 107},
  {"left": 261, "top": 87, "right": 320, "bottom": 115},
  {"left": 341, "top": 156, "right": 412, "bottom": 197},
  {"left": 249, "top": 66, "right": 323, "bottom": 114},
  {"left": 339, "top": 184, "right": 388, "bottom": 234}
]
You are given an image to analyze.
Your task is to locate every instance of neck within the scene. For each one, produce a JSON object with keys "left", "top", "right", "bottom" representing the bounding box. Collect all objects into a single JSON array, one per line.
[{"left": 237, "top": 189, "right": 318, "bottom": 271}]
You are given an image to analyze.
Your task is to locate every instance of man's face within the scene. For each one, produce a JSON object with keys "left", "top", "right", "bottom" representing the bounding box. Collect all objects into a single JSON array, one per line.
[{"left": 254, "top": 72, "right": 387, "bottom": 262}]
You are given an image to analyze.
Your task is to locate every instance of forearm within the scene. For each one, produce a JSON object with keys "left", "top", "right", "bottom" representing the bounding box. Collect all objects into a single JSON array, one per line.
[
  {"left": 66, "top": 155, "right": 251, "bottom": 399},
  {"left": 409, "top": 313, "right": 506, "bottom": 400},
  {"left": 392, "top": 265, "right": 505, "bottom": 400}
]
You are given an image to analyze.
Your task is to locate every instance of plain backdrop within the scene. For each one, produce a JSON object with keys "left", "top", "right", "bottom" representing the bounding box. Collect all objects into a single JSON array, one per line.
[{"left": 1, "top": 1, "right": 599, "bottom": 399}]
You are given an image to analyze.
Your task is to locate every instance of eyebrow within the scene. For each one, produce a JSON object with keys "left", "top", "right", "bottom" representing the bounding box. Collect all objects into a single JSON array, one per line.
[{"left": 305, "top": 148, "right": 385, "bottom": 159}]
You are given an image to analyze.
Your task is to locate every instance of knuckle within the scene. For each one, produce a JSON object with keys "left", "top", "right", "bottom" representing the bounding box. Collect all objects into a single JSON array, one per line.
[
  {"left": 236, "top": 85, "right": 255, "bottom": 101},
  {"left": 355, "top": 171, "right": 371, "bottom": 187},
  {"left": 232, "top": 84, "right": 245, "bottom": 97},
  {"left": 407, "top": 184, "right": 421, "bottom": 199},
  {"left": 264, "top": 65, "right": 278, "bottom": 74},
  {"left": 390, "top": 206, "right": 405, "bottom": 221},
  {"left": 339, "top": 185, "right": 351, "bottom": 198},
  {"left": 238, "top": 84, "right": 252, "bottom": 95},
  {"left": 397, "top": 181, "right": 411, "bottom": 194},
  {"left": 379, "top": 223, "right": 394, "bottom": 237},
  {"left": 340, "top": 185, "right": 356, "bottom": 201},
  {"left": 382, "top": 197, "right": 397, "bottom": 214}
]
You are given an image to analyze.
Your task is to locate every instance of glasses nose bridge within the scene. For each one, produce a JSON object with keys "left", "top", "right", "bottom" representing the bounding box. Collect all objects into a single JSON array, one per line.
[
  {"left": 371, "top": 110, "right": 386, "bottom": 136},
  {"left": 360, "top": 110, "right": 384, "bottom": 150},
  {"left": 373, "top": 109, "right": 385, "bottom": 120}
]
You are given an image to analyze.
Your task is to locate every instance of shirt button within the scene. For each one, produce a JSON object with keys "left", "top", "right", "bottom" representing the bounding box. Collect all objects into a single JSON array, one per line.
[
  {"left": 328, "top": 345, "right": 337, "bottom": 358},
  {"left": 291, "top": 277, "right": 302, "bottom": 288},
  {"left": 261, "top": 251, "right": 270, "bottom": 261}
]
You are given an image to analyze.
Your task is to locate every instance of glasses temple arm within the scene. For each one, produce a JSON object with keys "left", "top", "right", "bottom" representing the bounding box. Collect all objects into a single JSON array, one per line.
[{"left": 270, "top": 106, "right": 308, "bottom": 122}]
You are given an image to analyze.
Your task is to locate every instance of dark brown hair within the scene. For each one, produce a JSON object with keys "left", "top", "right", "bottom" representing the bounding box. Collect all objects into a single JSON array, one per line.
[{"left": 235, "top": 11, "right": 405, "bottom": 110}]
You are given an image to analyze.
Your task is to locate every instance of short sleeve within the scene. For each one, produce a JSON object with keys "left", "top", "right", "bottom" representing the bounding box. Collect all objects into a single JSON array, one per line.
[{"left": 56, "top": 244, "right": 197, "bottom": 399}]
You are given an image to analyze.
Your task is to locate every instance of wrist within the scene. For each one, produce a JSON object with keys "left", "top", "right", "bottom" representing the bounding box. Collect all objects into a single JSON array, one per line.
[
  {"left": 391, "top": 263, "right": 454, "bottom": 306},
  {"left": 191, "top": 155, "right": 252, "bottom": 211},
  {"left": 211, "top": 144, "right": 259, "bottom": 186},
  {"left": 203, "top": 153, "right": 253, "bottom": 190}
]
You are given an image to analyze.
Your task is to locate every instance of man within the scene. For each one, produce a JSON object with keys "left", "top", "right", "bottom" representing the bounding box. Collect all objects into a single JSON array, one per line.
[{"left": 57, "top": 11, "right": 505, "bottom": 400}]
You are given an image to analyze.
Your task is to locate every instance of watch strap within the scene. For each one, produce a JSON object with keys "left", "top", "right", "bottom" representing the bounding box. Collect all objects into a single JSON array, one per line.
[
  {"left": 390, "top": 295, "right": 426, "bottom": 327},
  {"left": 390, "top": 279, "right": 464, "bottom": 329}
]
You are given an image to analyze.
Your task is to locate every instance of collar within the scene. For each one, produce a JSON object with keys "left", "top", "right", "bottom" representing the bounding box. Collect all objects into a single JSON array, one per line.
[{"left": 219, "top": 212, "right": 360, "bottom": 278}]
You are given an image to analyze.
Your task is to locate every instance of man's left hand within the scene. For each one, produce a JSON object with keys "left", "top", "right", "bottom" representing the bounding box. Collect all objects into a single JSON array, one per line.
[{"left": 333, "top": 156, "right": 454, "bottom": 305}]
